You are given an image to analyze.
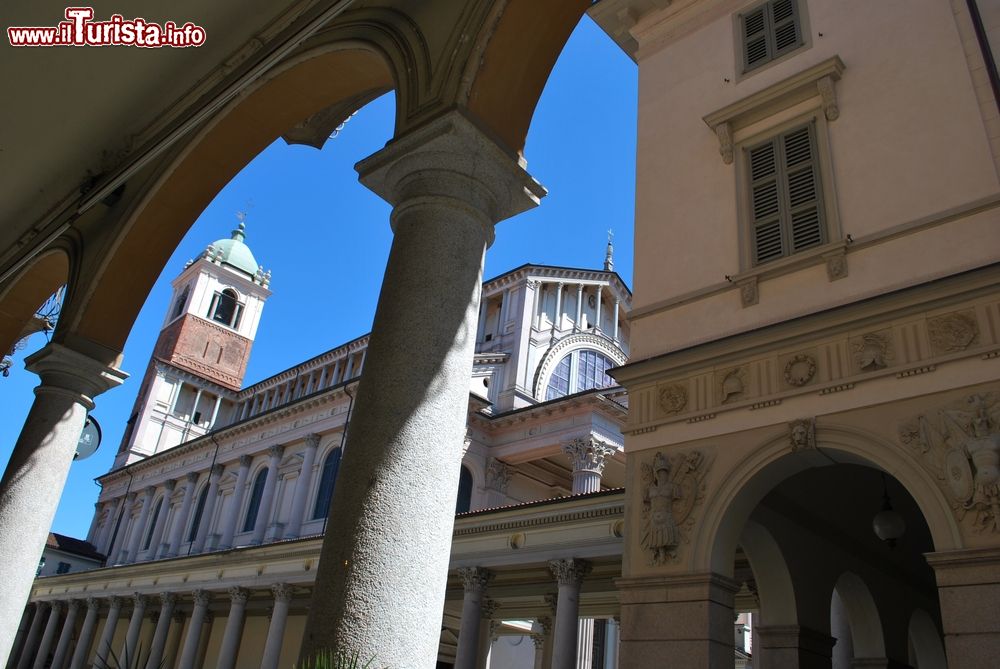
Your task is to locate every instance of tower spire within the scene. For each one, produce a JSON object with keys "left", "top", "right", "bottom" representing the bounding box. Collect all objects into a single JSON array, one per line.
[{"left": 604, "top": 229, "right": 614, "bottom": 272}]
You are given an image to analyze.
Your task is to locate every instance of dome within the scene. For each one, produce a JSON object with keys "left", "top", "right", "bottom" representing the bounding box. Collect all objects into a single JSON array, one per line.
[{"left": 208, "top": 222, "right": 258, "bottom": 276}]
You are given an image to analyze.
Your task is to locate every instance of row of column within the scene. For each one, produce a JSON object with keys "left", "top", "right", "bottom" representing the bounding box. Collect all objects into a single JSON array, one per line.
[
  {"left": 8, "top": 584, "right": 297, "bottom": 669},
  {"left": 98, "top": 434, "right": 324, "bottom": 566},
  {"left": 455, "top": 560, "right": 616, "bottom": 669},
  {"left": 531, "top": 281, "right": 621, "bottom": 341}
]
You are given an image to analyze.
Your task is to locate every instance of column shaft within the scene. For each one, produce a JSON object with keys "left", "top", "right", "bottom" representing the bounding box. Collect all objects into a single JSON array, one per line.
[
  {"left": 549, "top": 560, "right": 590, "bottom": 669},
  {"left": 282, "top": 436, "right": 319, "bottom": 539},
  {"left": 251, "top": 446, "right": 283, "bottom": 544},
  {"left": 260, "top": 584, "right": 293, "bottom": 669},
  {"left": 299, "top": 111, "right": 543, "bottom": 668},
  {"left": 93, "top": 597, "right": 122, "bottom": 669},
  {"left": 192, "top": 465, "right": 223, "bottom": 553},
  {"left": 50, "top": 600, "right": 80, "bottom": 669},
  {"left": 166, "top": 474, "right": 198, "bottom": 557},
  {"left": 124, "top": 489, "right": 154, "bottom": 563},
  {"left": 217, "top": 588, "right": 249, "bottom": 669},
  {"left": 32, "top": 603, "right": 62, "bottom": 669},
  {"left": 106, "top": 494, "right": 134, "bottom": 564},
  {"left": 8, "top": 605, "right": 36, "bottom": 669},
  {"left": 603, "top": 619, "right": 619, "bottom": 669},
  {"left": 145, "top": 594, "right": 176, "bottom": 669},
  {"left": 455, "top": 569, "right": 492, "bottom": 669},
  {"left": 219, "top": 456, "right": 251, "bottom": 550},
  {"left": 120, "top": 595, "right": 147, "bottom": 665},
  {"left": 15, "top": 605, "right": 47, "bottom": 669},
  {"left": 176, "top": 591, "right": 210, "bottom": 669},
  {"left": 68, "top": 599, "right": 100, "bottom": 669},
  {"left": 0, "top": 344, "right": 125, "bottom": 665}
]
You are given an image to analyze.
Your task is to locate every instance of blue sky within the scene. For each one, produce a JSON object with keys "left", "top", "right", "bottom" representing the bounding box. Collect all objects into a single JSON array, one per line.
[{"left": 0, "top": 17, "right": 637, "bottom": 539}]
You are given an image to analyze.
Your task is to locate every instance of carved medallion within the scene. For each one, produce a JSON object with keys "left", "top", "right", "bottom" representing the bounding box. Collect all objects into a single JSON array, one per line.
[
  {"left": 783, "top": 354, "right": 817, "bottom": 387},
  {"left": 639, "top": 449, "right": 713, "bottom": 565},
  {"left": 899, "top": 392, "right": 1000, "bottom": 533},
  {"left": 658, "top": 384, "right": 688, "bottom": 415},
  {"left": 852, "top": 332, "right": 892, "bottom": 371},
  {"left": 928, "top": 311, "right": 979, "bottom": 354}
]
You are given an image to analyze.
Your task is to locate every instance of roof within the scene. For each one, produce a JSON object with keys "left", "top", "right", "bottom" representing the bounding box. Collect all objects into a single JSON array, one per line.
[
  {"left": 45, "top": 533, "right": 104, "bottom": 562},
  {"left": 208, "top": 222, "right": 259, "bottom": 276}
]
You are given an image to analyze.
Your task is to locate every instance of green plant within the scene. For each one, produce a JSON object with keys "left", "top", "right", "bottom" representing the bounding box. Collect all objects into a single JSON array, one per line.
[
  {"left": 296, "top": 649, "right": 384, "bottom": 669},
  {"left": 93, "top": 641, "right": 162, "bottom": 669}
]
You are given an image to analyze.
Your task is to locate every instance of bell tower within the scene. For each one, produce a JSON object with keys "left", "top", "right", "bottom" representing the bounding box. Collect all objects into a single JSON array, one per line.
[{"left": 113, "top": 217, "right": 272, "bottom": 467}]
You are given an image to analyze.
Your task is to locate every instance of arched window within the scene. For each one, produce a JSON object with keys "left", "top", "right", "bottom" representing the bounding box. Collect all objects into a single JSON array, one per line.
[
  {"left": 456, "top": 466, "right": 473, "bottom": 514},
  {"left": 545, "top": 350, "right": 616, "bottom": 400},
  {"left": 143, "top": 499, "right": 163, "bottom": 551},
  {"left": 242, "top": 469, "right": 268, "bottom": 532},
  {"left": 172, "top": 286, "right": 189, "bottom": 319},
  {"left": 187, "top": 485, "right": 209, "bottom": 542},
  {"left": 209, "top": 288, "right": 243, "bottom": 329},
  {"left": 313, "top": 449, "right": 343, "bottom": 520}
]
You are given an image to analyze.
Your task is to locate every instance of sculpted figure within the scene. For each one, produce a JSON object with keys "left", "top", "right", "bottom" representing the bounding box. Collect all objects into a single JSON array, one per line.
[{"left": 646, "top": 452, "right": 681, "bottom": 556}]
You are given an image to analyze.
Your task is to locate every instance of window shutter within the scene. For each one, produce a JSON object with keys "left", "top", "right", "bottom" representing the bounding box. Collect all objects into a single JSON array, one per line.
[
  {"left": 749, "top": 139, "right": 784, "bottom": 264},
  {"left": 742, "top": 7, "right": 769, "bottom": 71},
  {"left": 741, "top": 0, "right": 802, "bottom": 72},
  {"left": 781, "top": 125, "right": 824, "bottom": 253},
  {"left": 771, "top": 0, "right": 800, "bottom": 55}
]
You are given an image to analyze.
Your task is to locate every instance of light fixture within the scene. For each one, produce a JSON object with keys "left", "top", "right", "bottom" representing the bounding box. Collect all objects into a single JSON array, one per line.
[{"left": 872, "top": 472, "right": 906, "bottom": 548}]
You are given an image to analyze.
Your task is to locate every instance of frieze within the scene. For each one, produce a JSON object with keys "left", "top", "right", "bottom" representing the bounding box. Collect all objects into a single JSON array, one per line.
[
  {"left": 657, "top": 383, "right": 688, "bottom": 415},
  {"left": 783, "top": 354, "right": 816, "bottom": 387},
  {"left": 640, "top": 449, "right": 713, "bottom": 565},
  {"left": 899, "top": 392, "right": 1000, "bottom": 533},
  {"left": 927, "top": 310, "right": 979, "bottom": 355},
  {"left": 852, "top": 331, "right": 893, "bottom": 372},
  {"left": 719, "top": 367, "right": 748, "bottom": 404}
]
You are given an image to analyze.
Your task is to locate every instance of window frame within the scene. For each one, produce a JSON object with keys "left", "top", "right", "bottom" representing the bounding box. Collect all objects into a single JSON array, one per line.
[
  {"left": 207, "top": 287, "right": 244, "bottom": 330},
  {"left": 312, "top": 448, "right": 343, "bottom": 520},
  {"left": 545, "top": 348, "right": 617, "bottom": 401},
  {"left": 734, "top": 0, "right": 811, "bottom": 81},
  {"left": 242, "top": 468, "right": 268, "bottom": 533}
]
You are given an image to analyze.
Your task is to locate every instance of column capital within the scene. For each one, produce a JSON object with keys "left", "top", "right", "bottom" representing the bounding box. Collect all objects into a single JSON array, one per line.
[
  {"left": 530, "top": 633, "right": 546, "bottom": 649},
  {"left": 238, "top": 454, "right": 253, "bottom": 467},
  {"left": 86, "top": 596, "right": 100, "bottom": 611},
  {"left": 304, "top": 433, "right": 321, "bottom": 449},
  {"left": 163, "top": 479, "right": 177, "bottom": 492},
  {"left": 228, "top": 587, "right": 250, "bottom": 604},
  {"left": 357, "top": 110, "right": 546, "bottom": 241},
  {"left": 185, "top": 472, "right": 199, "bottom": 484},
  {"left": 65, "top": 599, "right": 81, "bottom": 612},
  {"left": 131, "top": 593, "right": 148, "bottom": 610},
  {"left": 561, "top": 436, "right": 616, "bottom": 475},
  {"left": 125, "top": 491, "right": 137, "bottom": 502},
  {"left": 191, "top": 589, "right": 211, "bottom": 607},
  {"left": 484, "top": 458, "right": 513, "bottom": 494},
  {"left": 548, "top": 558, "right": 591, "bottom": 586},
  {"left": 267, "top": 444, "right": 284, "bottom": 459},
  {"left": 23, "top": 343, "right": 128, "bottom": 408},
  {"left": 47, "top": 600, "right": 63, "bottom": 613},
  {"left": 458, "top": 567, "right": 493, "bottom": 594},
  {"left": 107, "top": 595, "right": 123, "bottom": 609},
  {"left": 211, "top": 463, "right": 225, "bottom": 478},
  {"left": 159, "top": 592, "right": 177, "bottom": 607},
  {"left": 271, "top": 583, "right": 294, "bottom": 603},
  {"left": 481, "top": 598, "right": 500, "bottom": 620},
  {"left": 144, "top": 486, "right": 156, "bottom": 497}
]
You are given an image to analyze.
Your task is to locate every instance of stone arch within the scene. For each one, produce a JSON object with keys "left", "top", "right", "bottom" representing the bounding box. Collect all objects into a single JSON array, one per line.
[
  {"left": 532, "top": 332, "right": 626, "bottom": 400},
  {"left": 739, "top": 519, "right": 797, "bottom": 626},
  {"left": 908, "top": 608, "right": 947, "bottom": 669},
  {"left": 695, "top": 423, "right": 961, "bottom": 576},
  {"left": 0, "top": 248, "right": 70, "bottom": 358},
  {"left": 64, "top": 42, "right": 398, "bottom": 354},
  {"left": 832, "top": 571, "right": 887, "bottom": 661}
]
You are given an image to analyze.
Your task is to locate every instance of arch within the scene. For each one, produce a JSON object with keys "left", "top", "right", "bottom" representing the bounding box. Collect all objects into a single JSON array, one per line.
[
  {"left": 832, "top": 571, "right": 886, "bottom": 661},
  {"left": 533, "top": 332, "right": 626, "bottom": 400},
  {"left": 739, "top": 520, "right": 797, "bottom": 626},
  {"left": 313, "top": 448, "right": 343, "bottom": 520},
  {"left": 0, "top": 249, "right": 70, "bottom": 358},
  {"left": 908, "top": 608, "right": 947, "bottom": 669},
  {"left": 696, "top": 423, "right": 961, "bottom": 575},
  {"left": 66, "top": 43, "right": 397, "bottom": 353},
  {"left": 242, "top": 468, "right": 269, "bottom": 533},
  {"left": 456, "top": 466, "right": 473, "bottom": 514},
  {"left": 142, "top": 498, "right": 164, "bottom": 551},
  {"left": 208, "top": 287, "right": 242, "bottom": 329}
]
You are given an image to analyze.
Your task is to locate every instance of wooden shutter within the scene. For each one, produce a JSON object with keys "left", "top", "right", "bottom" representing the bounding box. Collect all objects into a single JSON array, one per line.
[
  {"left": 782, "top": 125, "right": 824, "bottom": 253},
  {"left": 771, "top": 0, "right": 801, "bottom": 56},
  {"left": 742, "top": 6, "right": 769, "bottom": 71},
  {"left": 741, "top": 0, "right": 802, "bottom": 72},
  {"left": 749, "top": 139, "right": 784, "bottom": 264}
]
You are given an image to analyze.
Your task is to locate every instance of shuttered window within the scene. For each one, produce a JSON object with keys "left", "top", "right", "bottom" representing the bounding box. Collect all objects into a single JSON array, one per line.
[
  {"left": 748, "top": 123, "right": 825, "bottom": 265},
  {"left": 741, "top": 0, "right": 802, "bottom": 72}
]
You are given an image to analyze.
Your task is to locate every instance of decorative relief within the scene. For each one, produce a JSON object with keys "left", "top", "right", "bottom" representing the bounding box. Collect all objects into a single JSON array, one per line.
[
  {"left": 715, "top": 122, "right": 734, "bottom": 164},
  {"left": 548, "top": 558, "right": 591, "bottom": 585},
  {"left": 783, "top": 354, "right": 817, "bottom": 387},
  {"left": 720, "top": 367, "right": 748, "bottom": 404},
  {"left": 658, "top": 383, "right": 688, "bottom": 415},
  {"left": 852, "top": 332, "right": 893, "bottom": 371},
  {"left": 927, "top": 311, "right": 979, "bottom": 354},
  {"left": 817, "top": 75, "right": 839, "bottom": 121},
  {"left": 738, "top": 277, "right": 758, "bottom": 308},
  {"left": 485, "top": 458, "right": 513, "bottom": 494},
  {"left": 459, "top": 567, "right": 493, "bottom": 593},
  {"left": 562, "top": 436, "right": 616, "bottom": 474},
  {"left": 640, "top": 450, "right": 712, "bottom": 565},
  {"left": 900, "top": 392, "right": 1000, "bottom": 532},
  {"left": 789, "top": 418, "right": 816, "bottom": 451},
  {"left": 824, "top": 249, "right": 848, "bottom": 281}
]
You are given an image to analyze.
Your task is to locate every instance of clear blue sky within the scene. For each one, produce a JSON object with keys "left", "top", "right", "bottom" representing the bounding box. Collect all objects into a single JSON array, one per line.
[{"left": 0, "top": 17, "right": 637, "bottom": 539}]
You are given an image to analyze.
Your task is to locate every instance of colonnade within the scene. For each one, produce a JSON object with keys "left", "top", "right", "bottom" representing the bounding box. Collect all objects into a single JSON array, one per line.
[{"left": 8, "top": 585, "right": 300, "bottom": 669}]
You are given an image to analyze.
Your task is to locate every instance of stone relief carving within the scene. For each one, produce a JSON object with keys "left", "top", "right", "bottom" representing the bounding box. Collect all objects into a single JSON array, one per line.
[
  {"left": 562, "top": 436, "right": 616, "bottom": 474},
  {"left": 900, "top": 392, "right": 1000, "bottom": 532},
  {"left": 640, "top": 450, "right": 712, "bottom": 565},
  {"left": 658, "top": 383, "right": 688, "bottom": 415},
  {"left": 927, "top": 311, "right": 979, "bottom": 354},
  {"left": 783, "top": 354, "right": 817, "bottom": 387},
  {"left": 485, "top": 458, "right": 513, "bottom": 494},
  {"left": 852, "top": 332, "right": 892, "bottom": 371},
  {"left": 715, "top": 122, "right": 734, "bottom": 164},
  {"left": 720, "top": 367, "right": 747, "bottom": 404},
  {"left": 789, "top": 418, "right": 816, "bottom": 451},
  {"left": 825, "top": 250, "right": 848, "bottom": 281},
  {"left": 738, "top": 277, "right": 758, "bottom": 308},
  {"left": 817, "top": 75, "right": 839, "bottom": 121}
]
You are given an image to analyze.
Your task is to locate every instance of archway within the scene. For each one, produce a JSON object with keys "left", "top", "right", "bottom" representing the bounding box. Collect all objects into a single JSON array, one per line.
[{"left": 0, "top": 250, "right": 69, "bottom": 359}]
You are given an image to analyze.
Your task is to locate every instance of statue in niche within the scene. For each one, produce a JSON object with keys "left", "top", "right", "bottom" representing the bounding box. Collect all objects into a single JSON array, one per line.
[{"left": 640, "top": 449, "right": 711, "bottom": 565}]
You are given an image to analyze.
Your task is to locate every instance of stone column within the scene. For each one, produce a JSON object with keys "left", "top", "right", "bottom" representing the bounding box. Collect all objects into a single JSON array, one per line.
[
  {"left": 192, "top": 465, "right": 223, "bottom": 553},
  {"left": 577, "top": 617, "right": 594, "bottom": 669},
  {"left": 219, "top": 455, "right": 252, "bottom": 550},
  {"left": 146, "top": 480, "right": 175, "bottom": 559},
  {"left": 106, "top": 493, "right": 134, "bottom": 563},
  {"left": 549, "top": 560, "right": 591, "bottom": 669},
  {"left": 575, "top": 285, "right": 584, "bottom": 330},
  {"left": 531, "top": 617, "right": 553, "bottom": 669},
  {"left": 260, "top": 583, "right": 294, "bottom": 669},
  {"left": 612, "top": 300, "right": 620, "bottom": 341},
  {"left": 562, "top": 436, "right": 616, "bottom": 495},
  {"left": 603, "top": 618, "right": 619, "bottom": 669},
  {"left": 251, "top": 445, "right": 284, "bottom": 545},
  {"left": 617, "top": 572, "right": 739, "bottom": 669},
  {"left": 217, "top": 587, "right": 250, "bottom": 669},
  {"left": 124, "top": 488, "right": 155, "bottom": 563},
  {"left": 8, "top": 604, "right": 36, "bottom": 669},
  {"left": 68, "top": 598, "right": 100, "bottom": 669},
  {"left": 299, "top": 110, "right": 544, "bottom": 667},
  {"left": 144, "top": 593, "right": 176, "bottom": 669},
  {"left": 484, "top": 458, "right": 513, "bottom": 508},
  {"left": 282, "top": 434, "right": 319, "bottom": 539},
  {"left": 533, "top": 282, "right": 544, "bottom": 330},
  {"left": 120, "top": 594, "right": 148, "bottom": 665},
  {"left": 176, "top": 591, "right": 210, "bottom": 669},
  {"left": 553, "top": 283, "right": 564, "bottom": 332},
  {"left": 163, "top": 612, "right": 185, "bottom": 669},
  {"left": 93, "top": 596, "right": 122, "bottom": 669},
  {"left": 0, "top": 344, "right": 126, "bottom": 664},
  {"left": 50, "top": 599, "right": 80, "bottom": 669},
  {"left": 455, "top": 568, "right": 493, "bottom": 669},
  {"left": 14, "top": 603, "right": 46, "bottom": 669},
  {"left": 595, "top": 287, "right": 603, "bottom": 331},
  {"left": 166, "top": 473, "right": 198, "bottom": 557},
  {"left": 927, "top": 547, "right": 1000, "bottom": 669},
  {"left": 32, "top": 602, "right": 62, "bottom": 669},
  {"left": 476, "top": 600, "right": 499, "bottom": 669}
]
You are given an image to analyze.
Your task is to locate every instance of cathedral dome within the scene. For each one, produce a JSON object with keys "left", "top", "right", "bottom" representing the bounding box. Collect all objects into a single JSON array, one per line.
[{"left": 208, "top": 222, "right": 258, "bottom": 276}]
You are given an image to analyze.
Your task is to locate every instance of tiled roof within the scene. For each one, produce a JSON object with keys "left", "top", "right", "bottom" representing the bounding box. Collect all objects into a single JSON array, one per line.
[{"left": 46, "top": 533, "right": 104, "bottom": 561}]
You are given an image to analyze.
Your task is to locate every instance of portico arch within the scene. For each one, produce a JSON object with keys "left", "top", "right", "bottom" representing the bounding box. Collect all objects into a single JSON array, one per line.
[
  {"left": 832, "top": 571, "right": 886, "bottom": 662},
  {"left": 739, "top": 520, "right": 797, "bottom": 627},
  {"left": 0, "top": 250, "right": 70, "bottom": 358}
]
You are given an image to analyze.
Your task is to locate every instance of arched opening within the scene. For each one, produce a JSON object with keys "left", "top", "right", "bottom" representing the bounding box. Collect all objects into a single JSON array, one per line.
[
  {"left": 0, "top": 250, "right": 69, "bottom": 364},
  {"left": 187, "top": 484, "right": 210, "bottom": 543},
  {"left": 243, "top": 468, "right": 268, "bottom": 533},
  {"left": 831, "top": 572, "right": 886, "bottom": 668},
  {"left": 908, "top": 608, "right": 947, "bottom": 669},
  {"left": 455, "top": 465, "right": 473, "bottom": 514},
  {"left": 313, "top": 448, "right": 343, "bottom": 520},
  {"left": 142, "top": 498, "right": 163, "bottom": 551},
  {"left": 208, "top": 288, "right": 242, "bottom": 329}
]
